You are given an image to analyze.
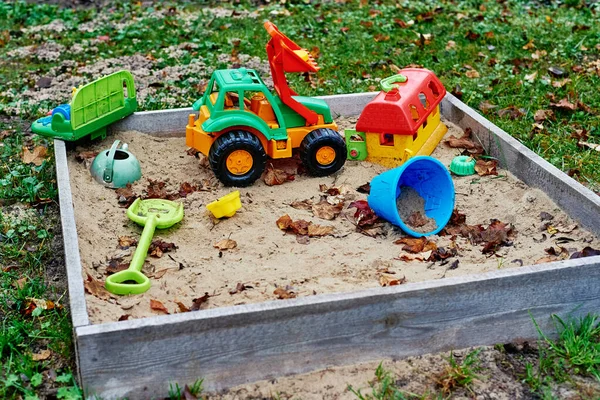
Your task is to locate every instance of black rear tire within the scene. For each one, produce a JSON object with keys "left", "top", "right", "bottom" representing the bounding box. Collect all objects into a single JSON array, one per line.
[
  {"left": 209, "top": 130, "right": 267, "bottom": 187},
  {"left": 299, "top": 128, "right": 347, "bottom": 177}
]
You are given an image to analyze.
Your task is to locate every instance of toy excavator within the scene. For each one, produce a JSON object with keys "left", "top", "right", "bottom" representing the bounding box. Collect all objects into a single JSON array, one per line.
[{"left": 186, "top": 21, "right": 346, "bottom": 187}]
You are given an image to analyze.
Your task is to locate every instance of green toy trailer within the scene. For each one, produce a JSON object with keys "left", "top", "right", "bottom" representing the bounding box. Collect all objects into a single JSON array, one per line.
[{"left": 31, "top": 70, "right": 137, "bottom": 141}]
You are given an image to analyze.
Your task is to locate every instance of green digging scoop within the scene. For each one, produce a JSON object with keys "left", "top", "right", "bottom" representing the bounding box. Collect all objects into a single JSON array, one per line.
[{"left": 106, "top": 198, "right": 184, "bottom": 295}]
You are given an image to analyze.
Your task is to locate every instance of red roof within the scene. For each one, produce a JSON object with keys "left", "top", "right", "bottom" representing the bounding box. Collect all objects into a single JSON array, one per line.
[{"left": 355, "top": 68, "right": 446, "bottom": 135}]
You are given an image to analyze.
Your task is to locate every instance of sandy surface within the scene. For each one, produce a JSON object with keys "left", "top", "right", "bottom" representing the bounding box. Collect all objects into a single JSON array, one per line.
[{"left": 68, "top": 118, "right": 597, "bottom": 324}]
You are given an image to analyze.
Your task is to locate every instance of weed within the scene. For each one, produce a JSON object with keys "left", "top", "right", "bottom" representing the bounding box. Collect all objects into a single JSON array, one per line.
[
  {"left": 434, "top": 349, "right": 481, "bottom": 396},
  {"left": 348, "top": 363, "right": 429, "bottom": 400}
]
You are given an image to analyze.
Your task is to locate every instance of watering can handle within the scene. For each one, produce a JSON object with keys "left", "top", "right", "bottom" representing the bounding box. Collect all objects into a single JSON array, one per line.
[
  {"left": 380, "top": 74, "right": 408, "bottom": 92},
  {"left": 103, "top": 140, "right": 121, "bottom": 183}
]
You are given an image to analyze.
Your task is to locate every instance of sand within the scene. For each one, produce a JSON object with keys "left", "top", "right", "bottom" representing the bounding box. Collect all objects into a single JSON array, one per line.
[{"left": 68, "top": 118, "right": 597, "bottom": 324}]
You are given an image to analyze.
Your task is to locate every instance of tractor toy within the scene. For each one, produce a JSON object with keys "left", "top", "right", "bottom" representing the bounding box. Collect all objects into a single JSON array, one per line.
[
  {"left": 345, "top": 69, "right": 448, "bottom": 168},
  {"left": 186, "top": 21, "right": 346, "bottom": 187}
]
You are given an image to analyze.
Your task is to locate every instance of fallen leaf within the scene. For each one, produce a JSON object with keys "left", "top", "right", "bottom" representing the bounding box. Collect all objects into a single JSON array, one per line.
[
  {"left": 444, "top": 128, "right": 484, "bottom": 154},
  {"left": 465, "top": 69, "right": 480, "bottom": 78},
  {"left": 274, "top": 287, "right": 296, "bottom": 299},
  {"left": 379, "top": 273, "right": 406, "bottom": 287},
  {"left": 213, "top": 238, "right": 237, "bottom": 250},
  {"left": 22, "top": 146, "right": 48, "bottom": 166},
  {"left": 13, "top": 277, "right": 27, "bottom": 289},
  {"left": 348, "top": 200, "right": 380, "bottom": 227},
  {"left": 307, "top": 223, "right": 335, "bottom": 237},
  {"left": 428, "top": 247, "right": 458, "bottom": 261},
  {"left": 550, "top": 98, "right": 577, "bottom": 111},
  {"left": 548, "top": 66, "right": 566, "bottom": 77},
  {"left": 522, "top": 39, "right": 535, "bottom": 50},
  {"left": 105, "top": 260, "right": 128, "bottom": 275},
  {"left": 290, "top": 199, "right": 313, "bottom": 210},
  {"left": 176, "top": 301, "right": 190, "bottom": 313},
  {"left": 524, "top": 71, "right": 537, "bottom": 82},
  {"left": 264, "top": 164, "right": 295, "bottom": 186},
  {"left": 229, "top": 282, "right": 247, "bottom": 295},
  {"left": 84, "top": 273, "right": 112, "bottom": 300},
  {"left": 149, "top": 240, "right": 177, "bottom": 258},
  {"left": 191, "top": 293, "right": 210, "bottom": 311},
  {"left": 118, "top": 236, "right": 137, "bottom": 249},
  {"left": 578, "top": 141, "right": 600, "bottom": 152},
  {"left": 547, "top": 223, "right": 577, "bottom": 234},
  {"left": 31, "top": 349, "right": 52, "bottom": 361},
  {"left": 146, "top": 179, "right": 172, "bottom": 200},
  {"left": 75, "top": 151, "right": 98, "bottom": 163},
  {"left": 153, "top": 269, "right": 169, "bottom": 279},
  {"left": 394, "top": 237, "right": 437, "bottom": 253},
  {"left": 186, "top": 147, "right": 200, "bottom": 157},
  {"left": 150, "top": 299, "right": 169, "bottom": 314},
  {"left": 497, "top": 106, "right": 525, "bottom": 120},
  {"left": 570, "top": 246, "right": 600, "bottom": 259},
  {"left": 534, "top": 109, "right": 555, "bottom": 122},
  {"left": 118, "top": 314, "right": 130, "bottom": 321},
  {"left": 312, "top": 200, "right": 344, "bottom": 220},
  {"left": 479, "top": 101, "right": 498, "bottom": 113},
  {"left": 178, "top": 182, "right": 196, "bottom": 197},
  {"left": 551, "top": 78, "right": 571, "bottom": 88},
  {"left": 474, "top": 159, "right": 498, "bottom": 176},
  {"left": 356, "top": 183, "right": 371, "bottom": 194},
  {"left": 115, "top": 184, "right": 138, "bottom": 208},
  {"left": 445, "top": 40, "right": 456, "bottom": 50}
]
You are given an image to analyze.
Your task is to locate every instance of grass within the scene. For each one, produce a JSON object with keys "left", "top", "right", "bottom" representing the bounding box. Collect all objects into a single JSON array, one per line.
[
  {"left": 0, "top": 0, "right": 599, "bottom": 398},
  {"left": 524, "top": 314, "right": 600, "bottom": 396},
  {"left": 0, "top": 124, "right": 81, "bottom": 399}
]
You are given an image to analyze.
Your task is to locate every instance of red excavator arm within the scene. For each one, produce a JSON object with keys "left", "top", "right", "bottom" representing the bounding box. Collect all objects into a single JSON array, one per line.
[{"left": 264, "top": 21, "right": 319, "bottom": 126}]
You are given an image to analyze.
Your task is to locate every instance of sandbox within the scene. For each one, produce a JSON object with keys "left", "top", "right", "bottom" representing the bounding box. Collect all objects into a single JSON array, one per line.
[{"left": 56, "top": 93, "right": 600, "bottom": 399}]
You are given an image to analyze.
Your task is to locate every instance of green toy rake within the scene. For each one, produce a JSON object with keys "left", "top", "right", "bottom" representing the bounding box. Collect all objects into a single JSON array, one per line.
[{"left": 106, "top": 198, "right": 184, "bottom": 295}]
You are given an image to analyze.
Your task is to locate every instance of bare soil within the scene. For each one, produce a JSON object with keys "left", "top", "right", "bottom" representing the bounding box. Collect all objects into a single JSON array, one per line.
[{"left": 67, "top": 118, "right": 597, "bottom": 324}]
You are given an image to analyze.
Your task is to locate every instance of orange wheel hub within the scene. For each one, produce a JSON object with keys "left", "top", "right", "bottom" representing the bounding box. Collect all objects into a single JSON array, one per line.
[
  {"left": 226, "top": 150, "right": 253, "bottom": 175},
  {"left": 315, "top": 146, "right": 335, "bottom": 166}
]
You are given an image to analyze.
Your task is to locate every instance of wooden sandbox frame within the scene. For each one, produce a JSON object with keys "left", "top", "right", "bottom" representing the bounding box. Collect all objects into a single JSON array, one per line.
[{"left": 55, "top": 93, "right": 600, "bottom": 399}]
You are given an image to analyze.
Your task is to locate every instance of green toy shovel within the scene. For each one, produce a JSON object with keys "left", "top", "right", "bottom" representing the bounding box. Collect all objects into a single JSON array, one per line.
[{"left": 106, "top": 198, "right": 184, "bottom": 295}]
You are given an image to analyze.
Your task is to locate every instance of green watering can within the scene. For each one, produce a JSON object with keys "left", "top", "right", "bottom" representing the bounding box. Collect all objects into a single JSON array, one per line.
[
  {"left": 106, "top": 198, "right": 184, "bottom": 295},
  {"left": 90, "top": 140, "right": 141, "bottom": 188}
]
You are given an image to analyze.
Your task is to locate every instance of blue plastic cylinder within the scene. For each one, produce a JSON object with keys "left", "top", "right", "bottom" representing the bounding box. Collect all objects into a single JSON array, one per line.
[
  {"left": 51, "top": 104, "right": 71, "bottom": 120},
  {"left": 367, "top": 156, "right": 455, "bottom": 237}
]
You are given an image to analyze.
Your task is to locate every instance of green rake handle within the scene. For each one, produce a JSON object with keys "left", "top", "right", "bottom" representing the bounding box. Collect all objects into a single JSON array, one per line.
[{"left": 105, "top": 214, "right": 157, "bottom": 295}]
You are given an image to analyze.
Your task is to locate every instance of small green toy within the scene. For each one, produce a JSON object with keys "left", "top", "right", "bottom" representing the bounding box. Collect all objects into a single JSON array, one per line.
[
  {"left": 31, "top": 70, "right": 137, "bottom": 141},
  {"left": 90, "top": 140, "right": 142, "bottom": 188},
  {"left": 106, "top": 198, "right": 184, "bottom": 296},
  {"left": 450, "top": 155, "right": 476, "bottom": 176}
]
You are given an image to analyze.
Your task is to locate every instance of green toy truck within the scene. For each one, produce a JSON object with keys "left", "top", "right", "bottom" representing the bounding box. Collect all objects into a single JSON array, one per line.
[
  {"left": 186, "top": 22, "right": 347, "bottom": 187},
  {"left": 31, "top": 70, "right": 137, "bottom": 141}
]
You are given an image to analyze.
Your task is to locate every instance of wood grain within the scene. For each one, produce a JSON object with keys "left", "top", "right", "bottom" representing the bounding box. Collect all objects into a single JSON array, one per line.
[{"left": 77, "top": 258, "right": 600, "bottom": 399}]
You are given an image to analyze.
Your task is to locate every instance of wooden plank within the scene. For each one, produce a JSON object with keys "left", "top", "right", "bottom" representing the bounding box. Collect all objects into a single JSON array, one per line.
[
  {"left": 77, "top": 257, "right": 600, "bottom": 399},
  {"left": 441, "top": 94, "right": 600, "bottom": 237},
  {"left": 109, "top": 93, "right": 377, "bottom": 137},
  {"left": 54, "top": 139, "right": 89, "bottom": 328}
]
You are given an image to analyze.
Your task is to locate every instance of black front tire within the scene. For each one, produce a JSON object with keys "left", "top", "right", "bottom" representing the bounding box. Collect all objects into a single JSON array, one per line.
[
  {"left": 299, "top": 128, "right": 347, "bottom": 177},
  {"left": 209, "top": 130, "right": 267, "bottom": 187}
]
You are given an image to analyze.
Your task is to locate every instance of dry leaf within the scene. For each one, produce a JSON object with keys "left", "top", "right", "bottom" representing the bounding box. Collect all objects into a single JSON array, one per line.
[
  {"left": 379, "top": 273, "right": 406, "bottom": 287},
  {"left": 276, "top": 214, "right": 334, "bottom": 237},
  {"left": 84, "top": 273, "right": 112, "bottom": 300},
  {"left": 213, "top": 239, "right": 237, "bottom": 250},
  {"left": 524, "top": 71, "right": 537, "bottom": 82},
  {"left": 444, "top": 128, "right": 484, "bottom": 154},
  {"left": 578, "top": 141, "right": 600, "bottom": 151},
  {"left": 264, "top": 164, "right": 294, "bottom": 186},
  {"left": 153, "top": 269, "right": 169, "bottom": 279},
  {"left": 552, "top": 78, "right": 571, "bottom": 88},
  {"left": 550, "top": 98, "right": 577, "bottom": 111},
  {"left": 290, "top": 199, "right": 313, "bottom": 210},
  {"left": 497, "top": 106, "right": 525, "bottom": 120},
  {"left": 274, "top": 287, "right": 296, "bottom": 299},
  {"left": 150, "top": 299, "right": 169, "bottom": 314},
  {"left": 31, "top": 349, "right": 52, "bottom": 361},
  {"left": 445, "top": 40, "right": 456, "bottom": 50},
  {"left": 176, "top": 301, "right": 190, "bottom": 313},
  {"left": 229, "top": 282, "right": 248, "bottom": 295},
  {"left": 534, "top": 109, "right": 554, "bottom": 122},
  {"left": 22, "top": 146, "right": 48, "bottom": 166},
  {"left": 149, "top": 240, "right": 177, "bottom": 258},
  {"left": 118, "top": 236, "right": 137, "bottom": 249},
  {"left": 118, "top": 314, "right": 130, "bottom": 321},
  {"left": 396, "top": 252, "right": 429, "bottom": 262},
  {"left": 406, "top": 211, "right": 429, "bottom": 228},
  {"left": 13, "top": 277, "right": 27, "bottom": 289},
  {"left": 307, "top": 224, "right": 334, "bottom": 237},
  {"left": 191, "top": 293, "right": 210, "bottom": 311},
  {"left": 75, "top": 151, "right": 98, "bottom": 163},
  {"left": 474, "top": 159, "right": 498, "bottom": 176},
  {"left": 312, "top": 200, "right": 344, "bottom": 220},
  {"left": 570, "top": 246, "right": 600, "bottom": 259},
  {"left": 465, "top": 69, "right": 480, "bottom": 78}
]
